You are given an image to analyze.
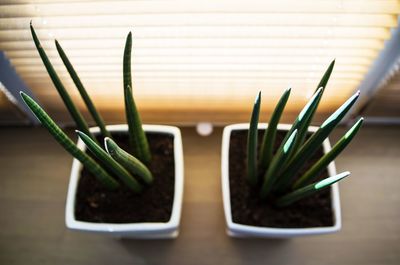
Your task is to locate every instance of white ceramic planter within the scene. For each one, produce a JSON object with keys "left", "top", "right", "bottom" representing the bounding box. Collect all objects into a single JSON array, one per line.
[
  {"left": 221, "top": 123, "right": 342, "bottom": 238},
  {"left": 66, "top": 124, "right": 184, "bottom": 239}
]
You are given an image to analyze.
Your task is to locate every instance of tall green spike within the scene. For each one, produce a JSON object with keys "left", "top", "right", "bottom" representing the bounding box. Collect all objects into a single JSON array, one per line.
[
  {"left": 260, "top": 129, "right": 298, "bottom": 199},
  {"left": 293, "top": 60, "right": 336, "bottom": 150},
  {"left": 30, "top": 22, "right": 94, "bottom": 140},
  {"left": 55, "top": 39, "right": 111, "bottom": 139},
  {"left": 293, "top": 117, "right": 363, "bottom": 189},
  {"left": 316, "top": 59, "right": 335, "bottom": 93},
  {"left": 247, "top": 91, "right": 261, "bottom": 186},
  {"left": 274, "top": 90, "right": 360, "bottom": 192},
  {"left": 20, "top": 92, "right": 118, "bottom": 190},
  {"left": 123, "top": 32, "right": 151, "bottom": 164},
  {"left": 276, "top": 87, "right": 324, "bottom": 166},
  {"left": 276, "top": 171, "right": 350, "bottom": 207},
  {"left": 259, "top": 88, "right": 291, "bottom": 170}
]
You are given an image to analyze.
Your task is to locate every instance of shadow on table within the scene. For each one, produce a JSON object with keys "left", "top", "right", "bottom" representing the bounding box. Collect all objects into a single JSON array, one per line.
[
  {"left": 227, "top": 237, "right": 293, "bottom": 264},
  {"left": 118, "top": 238, "right": 177, "bottom": 265},
  {"left": 118, "top": 236, "right": 292, "bottom": 265}
]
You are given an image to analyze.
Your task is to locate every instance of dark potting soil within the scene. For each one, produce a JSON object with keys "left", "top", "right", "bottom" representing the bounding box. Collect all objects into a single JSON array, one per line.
[
  {"left": 75, "top": 132, "right": 175, "bottom": 223},
  {"left": 229, "top": 130, "right": 334, "bottom": 228}
]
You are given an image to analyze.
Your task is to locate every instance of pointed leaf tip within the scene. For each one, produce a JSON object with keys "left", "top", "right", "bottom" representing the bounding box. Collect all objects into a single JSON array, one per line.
[
  {"left": 314, "top": 171, "right": 350, "bottom": 190},
  {"left": 104, "top": 137, "right": 111, "bottom": 153},
  {"left": 75, "top": 130, "right": 85, "bottom": 138},
  {"left": 255, "top": 91, "right": 261, "bottom": 103},
  {"left": 20, "top": 92, "right": 30, "bottom": 102}
]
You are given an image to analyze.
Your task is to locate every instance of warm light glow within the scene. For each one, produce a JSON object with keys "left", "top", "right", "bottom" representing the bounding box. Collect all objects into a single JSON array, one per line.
[
  {"left": 0, "top": 26, "right": 391, "bottom": 41},
  {"left": 2, "top": 14, "right": 397, "bottom": 29},
  {"left": 10, "top": 56, "right": 373, "bottom": 66},
  {"left": 5, "top": 48, "right": 380, "bottom": 58},
  {"left": 0, "top": 38, "right": 384, "bottom": 50},
  {"left": 14, "top": 64, "right": 369, "bottom": 73},
  {"left": 0, "top": 0, "right": 399, "bottom": 123}
]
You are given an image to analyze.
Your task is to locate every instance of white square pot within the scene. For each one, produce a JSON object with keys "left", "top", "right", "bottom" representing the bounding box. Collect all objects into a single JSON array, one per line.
[
  {"left": 221, "top": 123, "right": 342, "bottom": 238},
  {"left": 66, "top": 124, "right": 184, "bottom": 239}
]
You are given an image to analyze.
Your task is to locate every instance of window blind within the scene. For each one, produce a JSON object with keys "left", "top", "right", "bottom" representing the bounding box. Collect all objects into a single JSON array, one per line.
[{"left": 0, "top": 0, "right": 399, "bottom": 124}]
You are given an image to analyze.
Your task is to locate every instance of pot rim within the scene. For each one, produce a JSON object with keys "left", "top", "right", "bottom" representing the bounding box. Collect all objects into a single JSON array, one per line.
[
  {"left": 221, "top": 123, "right": 341, "bottom": 237},
  {"left": 65, "top": 124, "right": 184, "bottom": 234}
]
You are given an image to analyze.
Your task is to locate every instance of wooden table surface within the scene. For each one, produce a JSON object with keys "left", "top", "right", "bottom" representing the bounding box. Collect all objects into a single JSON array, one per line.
[{"left": 0, "top": 125, "right": 399, "bottom": 265}]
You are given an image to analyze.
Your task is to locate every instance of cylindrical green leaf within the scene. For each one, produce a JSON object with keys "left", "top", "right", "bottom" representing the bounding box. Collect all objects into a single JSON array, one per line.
[
  {"left": 292, "top": 60, "right": 336, "bottom": 154},
  {"left": 276, "top": 171, "right": 350, "bottom": 207},
  {"left": 316, "top": 59, "right": 335, "bottom": 92},
  {"left": 247, "top": 91, "right": 261, "bottom": 186},
  {"left": 30, "top": 22, "right": 94, "bottom": 141},
  {"left": 104, "top": 137, "right": 153, "bottom": 184},
  {"left": 20, "top": 92, "right": 119, "bottom": 190},
  {"left": 259, "top": 88, "right": 291, "bottom": 170},
  {"left": 77, "top": 131, "right": 143, "bottom": 193},
  {"left": 260, "top": 129, "right": 298, "bottom": 199},
  {"left": 293, "top": 117, "right": 363, "bottom": 189},
  {"left": 55, "top": 39, "right": 111, "bottom": 139},
  {"left": 123, "top": 32, "right": 151, "bottom": 164},
  {"left": 274, "top": 90, "right": 360, "bottom": 192},
  {"left": 277, "top": 87, "right": 324, "bottom": 163}
]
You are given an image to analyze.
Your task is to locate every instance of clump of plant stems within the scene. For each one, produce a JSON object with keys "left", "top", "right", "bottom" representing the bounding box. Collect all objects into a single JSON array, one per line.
[
  {"left": 247, "top": 60, "right": 364, "bottom": 207},
  {"left": 20, "top": 23, "right": 153, "bottom": 193}
]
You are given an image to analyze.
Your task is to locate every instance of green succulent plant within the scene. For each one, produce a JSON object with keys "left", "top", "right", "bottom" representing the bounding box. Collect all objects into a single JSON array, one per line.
[
  {"left": 22, "top": 24, "right": 153, "bottom": 193},
  {"left": 246, "top": 60, "right": 364, "bottom": 207}
]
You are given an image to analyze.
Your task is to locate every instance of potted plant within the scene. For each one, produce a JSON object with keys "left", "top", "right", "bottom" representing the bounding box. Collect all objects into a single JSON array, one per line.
[
  {"left": 20, "top": 24, "right": 184, "bottom": 238},
  {"left": 221, "top": 61, "right": 364, "bottom": 238}
]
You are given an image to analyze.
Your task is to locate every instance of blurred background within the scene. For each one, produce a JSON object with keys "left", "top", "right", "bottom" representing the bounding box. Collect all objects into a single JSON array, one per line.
[{"left": 0, "top": 0, "right": 400, "bottom": 126}]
